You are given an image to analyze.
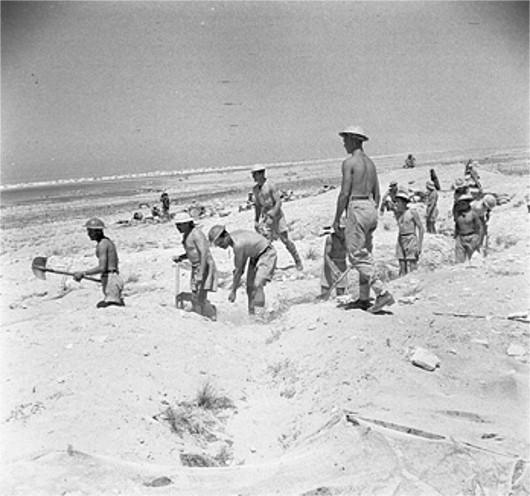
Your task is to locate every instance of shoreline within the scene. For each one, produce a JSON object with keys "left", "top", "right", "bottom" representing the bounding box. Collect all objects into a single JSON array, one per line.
[{"left": 1, "top": 146, "right": 527, "bottom": 231}]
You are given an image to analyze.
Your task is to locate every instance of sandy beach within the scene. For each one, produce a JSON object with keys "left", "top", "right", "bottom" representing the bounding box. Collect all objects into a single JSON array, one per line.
[{"left": 1, "top": 148, "right": 529, "bottom": 495}]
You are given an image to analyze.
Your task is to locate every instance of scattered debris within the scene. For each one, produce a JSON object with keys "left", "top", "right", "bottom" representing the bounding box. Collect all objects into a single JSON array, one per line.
[
  {"left": 506, "top": 344, "right": 526, "bottom": 357},
  {"left": 143, "top": 476, "right": 173, "bottom": 487},
  {"left": 410, "top": 347, "right": 441, "bottom": 371}
]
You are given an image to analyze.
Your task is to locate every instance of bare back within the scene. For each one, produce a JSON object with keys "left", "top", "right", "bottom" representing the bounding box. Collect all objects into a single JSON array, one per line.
[{"left": 343, "top": 150, "right": 380, "bottom": 203}]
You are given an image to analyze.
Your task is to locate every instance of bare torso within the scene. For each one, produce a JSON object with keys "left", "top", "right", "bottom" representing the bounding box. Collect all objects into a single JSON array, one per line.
[
  {"left": 346, "top": 150, "right": 379, "bottom": 200},
  {"left": 96, "top": 238, "right": 119, "bottom": 271}
]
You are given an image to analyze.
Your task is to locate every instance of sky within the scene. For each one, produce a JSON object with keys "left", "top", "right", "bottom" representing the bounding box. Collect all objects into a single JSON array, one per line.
[{"left": 1, "top": 1, "right": 528, "bottom": 185}]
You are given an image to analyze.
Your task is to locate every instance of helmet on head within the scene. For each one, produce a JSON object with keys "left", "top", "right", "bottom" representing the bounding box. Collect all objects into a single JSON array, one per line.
[
  {"left": 174, "top": 212, "right": 194, "bottom": 225},
  {"left": 251, "top": 165, "right": 266, "bottom": 174},
  {"left": 84, "top": 218, "right": 105, "bottom": 230},
  {"left": 208, "top": 225, "right": 226, "bottom": 244},
  {"left": 483, "top": 194, "right": 497, "bottom": 209},
  {"left": 338, "top": 125, "right": 369, "bottom": 141},
  {"left": 395, "top": 190, "right": 410, "bottom": 202}
]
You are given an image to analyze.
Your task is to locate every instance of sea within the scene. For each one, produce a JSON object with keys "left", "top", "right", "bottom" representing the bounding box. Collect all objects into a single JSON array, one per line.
[{"left": 1, "top": 147, "right": 525, "bottom": 208}]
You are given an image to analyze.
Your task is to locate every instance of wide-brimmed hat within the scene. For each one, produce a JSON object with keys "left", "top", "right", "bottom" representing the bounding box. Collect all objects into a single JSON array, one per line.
[
  {"left": 208, "top": 225, "right": 226, "bottom": 244},
  {"left": 338, "top": 125, "right": 369, "bottom": 141},
  {"left": 174, "top": 212, "right": 194, "bottom": 225},
  {"left": 457, "top": 193, "right": 474, "bottom": 202},
  {"left": 390, "top": 180, "right": 398, "bottom": 187},
  {"left": 251, "top": 165, "right": 266, "bottom": 174},
  {"left": 454, "top": 178, "right": 466, "bottom": 188}
]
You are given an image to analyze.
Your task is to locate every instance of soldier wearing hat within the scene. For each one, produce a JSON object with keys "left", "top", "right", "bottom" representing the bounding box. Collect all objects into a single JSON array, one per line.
[
  {"left": 251, "top": 165, "right": 303, "bottom": 270},
  {"left": 453, "top": 193, "right": 483, "bottom": 263},
  {"left": 320, "top": 219, "right": 348, "bottom": 297},
  {"left": 333, "top": 125, "right": 394, "bottom": 313},
  {"left": 395, "top": 190, "right": 424, "bottom": 276},
  {"left": 464, "top": 159, "right": 482, "bottom": 193},
  {"left": 173, "top": 213, "right": 218, "bottom": 320},
  {"left": 425, "top": 180, "right": 439, "bottom": 234},
  {"left": 379, "top": 180, "right": 399, "bottom": 217},
  {"left": 471, "top": 194, "right": 497, "bottom": 254},
  {"left": 73, "top": 218, "right": 125, "bottom": 308},
  {"left": 208, "top": 225, "right": 277, "bottom": 316}
]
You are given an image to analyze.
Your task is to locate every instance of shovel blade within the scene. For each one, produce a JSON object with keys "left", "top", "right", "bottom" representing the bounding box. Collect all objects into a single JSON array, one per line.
[{"left": 32, "top": 256, "right": 48, "bottom": 280}]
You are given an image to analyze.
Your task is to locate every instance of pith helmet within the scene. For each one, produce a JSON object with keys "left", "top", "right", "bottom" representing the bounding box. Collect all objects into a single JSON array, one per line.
[
  {"left": 426, "top": 180, "right": 435, "bottom": 190},
  {"left": 251, "top": 165, "right": 266, "bottom": 174},
  {"left": 395, "top": 190, "right": 410, "bottom": 202},
  {"left": 338, "top": 125, "right": 369, "bottom": 141},
  {"left": 483, "top": 194, "right": 497, "bottom": 209},
  {"left": 457, "top": 193, "right": 474, "bottom": 202},
  {"left": 84, "top": 218, "right": 105, "bottom": 230},
  {"left": 454, "top": 178, "right": 466, "bottom": 188},
  {"left": 208, "top": 225, "right": 226, "bottom": 244},
  {"left": 174, "top": 212, "right": 194, "bottom": 225}
]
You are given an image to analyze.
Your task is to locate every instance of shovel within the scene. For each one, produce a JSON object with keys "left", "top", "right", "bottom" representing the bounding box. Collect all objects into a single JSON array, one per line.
[
  {"left": 32, "top": 256, "right": 101, "bottom": 283},
  {"left": 316, "top": 267, "right": 352, "bottom": 301}
]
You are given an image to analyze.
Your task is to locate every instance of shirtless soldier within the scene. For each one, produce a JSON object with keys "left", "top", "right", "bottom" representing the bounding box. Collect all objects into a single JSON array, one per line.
[
  {"left": 172, "top": 212, "right": 218, "bottom": 320},
  {"left": 333, "top": 125, "right": 394, "bottom": 313},
  {"left": 395, "top": 190, "right": 424, "bottom": 275},
  {"left": 251, "top": 165, "right": 303, "bottom": 270},
  {"left": 453, "top": 193, "right": 484, "bottom": 263},
  {"left": 209, "top": 225, "right": 277, "bottom": 316},
  {"left": 73, "top": 218, "right": 124, "bottom": 308}
]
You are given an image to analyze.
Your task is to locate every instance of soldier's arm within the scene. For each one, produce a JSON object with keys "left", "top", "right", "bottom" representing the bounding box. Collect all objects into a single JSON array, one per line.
[
  {"left": 334, "top": 160, "right": 352, "bottom": 229},
  {"left": 267, "top": 183, "right": 282, "bottom": 219},
  {"left": 413, "top": 211, "right": 425, "bottom": 251},
  {"left": 253, "top": 186, "right": 261, "bottom": 222},
  {"left": 83, "top": 240, "right": 109, "bottom": 277},
  {"left": 194, "top": 233, "right": 209, "bottom": 281},
  {"left": 373, "top": 173, "right": 381, "bottom": 207},
  {"left": 231, "top": 252, "right": 246, "bottom": 291}
]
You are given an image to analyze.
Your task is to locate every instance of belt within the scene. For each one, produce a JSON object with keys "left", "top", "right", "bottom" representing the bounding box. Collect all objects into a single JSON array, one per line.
[
  {"left": 459, "top": 232, "right": 476, "bottom": 237},
  {"left": 350, "top": 195, "right": 371, "bottom": 200},
  {"left": 256, "top": 245, "right": 272, "bottom": 259},
  {"left": 103, "top": 269, "right": 119, "bottom": 275}
]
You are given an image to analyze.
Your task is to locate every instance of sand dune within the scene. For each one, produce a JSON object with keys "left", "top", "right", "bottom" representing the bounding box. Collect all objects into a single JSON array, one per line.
[{"left": 1, "top": 149, "right": 529, "bottom": 495}]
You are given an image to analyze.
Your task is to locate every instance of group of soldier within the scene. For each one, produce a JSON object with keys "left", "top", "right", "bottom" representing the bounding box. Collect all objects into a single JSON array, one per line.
[{"left": 71, "top": 126, "right": 497, "bottom": 320}]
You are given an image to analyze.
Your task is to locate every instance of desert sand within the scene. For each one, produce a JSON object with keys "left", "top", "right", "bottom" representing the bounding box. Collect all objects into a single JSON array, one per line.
[{"left": 1, "top": 148, "right": 529, "bottom": 495}]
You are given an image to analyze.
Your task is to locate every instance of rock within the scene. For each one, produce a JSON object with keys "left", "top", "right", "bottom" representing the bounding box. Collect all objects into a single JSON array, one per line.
[
  {"left": 471, "top": 338, "right": 489, "bottom": 347},
  {"left": 411, "top": 347, "right": 440, "bottom": 371},
  {"left": 143, "top": 476, "right": 173, "bottom": 487},
  {"left": 506, "top": 344, "right": 526, "bottom": 357}
]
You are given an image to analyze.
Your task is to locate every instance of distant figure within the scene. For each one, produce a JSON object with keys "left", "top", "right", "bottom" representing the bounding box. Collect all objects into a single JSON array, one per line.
[
  {"left": 425, "top": 180, "right": 439, "bottom": 234},
  {"left": 429, "top": 169, "right": 441, "bottom": 191},
  {"left": 453, "top": 193, "right": 483, "bottom": 263},
  {"left": 464, "top": 159, "right": 483, "bottom": 193},
  {"left": 151, "top": 205, "right": 162, "bottom": 218},
  {"left": 404, "top": 154, "right": 416, "bottom": 168},
  {"left": 320, "top": 223, "right": 348, "bottom": 297},
  {"left": 333, "top": 125, "right": 394, "bottom": 313},
  {"left": 173, "top": 213, "right": 218, "bottom": 320},
  {"left": 209, "top": 226, "right": 277, "bottom": 316},
  {"left": 160, "top": 192, "right": 171, "bottom": 217},
  {"left": 395, "top": 190, "right": 424, "bottom": 276},
  {"left": 471, "top": 194, "right": 497, "bottom": 254},
  {"left": 252, "top": 165, "right": 303, "bottom": 270},
  {"left": 379, "top": 180, "right": 399, "bottom": 217},
  {"left": 73, "top": 218, "right": 124, "bottom": 308}
]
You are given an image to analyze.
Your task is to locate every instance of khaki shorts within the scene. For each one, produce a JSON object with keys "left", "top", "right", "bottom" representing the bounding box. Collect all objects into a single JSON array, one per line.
[
  {"left": 102, "top": 273, "right": 124, "bottom": 304},
  {"left": 247, "top": 245, "right": 277, "bottom": 289}
]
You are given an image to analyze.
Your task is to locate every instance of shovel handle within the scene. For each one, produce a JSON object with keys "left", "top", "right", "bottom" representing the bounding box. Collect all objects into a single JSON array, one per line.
[
  {"left": 35, "top": 266, "right": 102, "bottom": 283},
  {"left": 318, "top": 266, "right": 352, "bottom": 301}
]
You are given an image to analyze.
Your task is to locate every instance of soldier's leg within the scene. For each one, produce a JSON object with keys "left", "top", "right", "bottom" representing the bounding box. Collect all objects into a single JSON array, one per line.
[{"left": 279, "top": 231, "right": 303, "bottom": 270}]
